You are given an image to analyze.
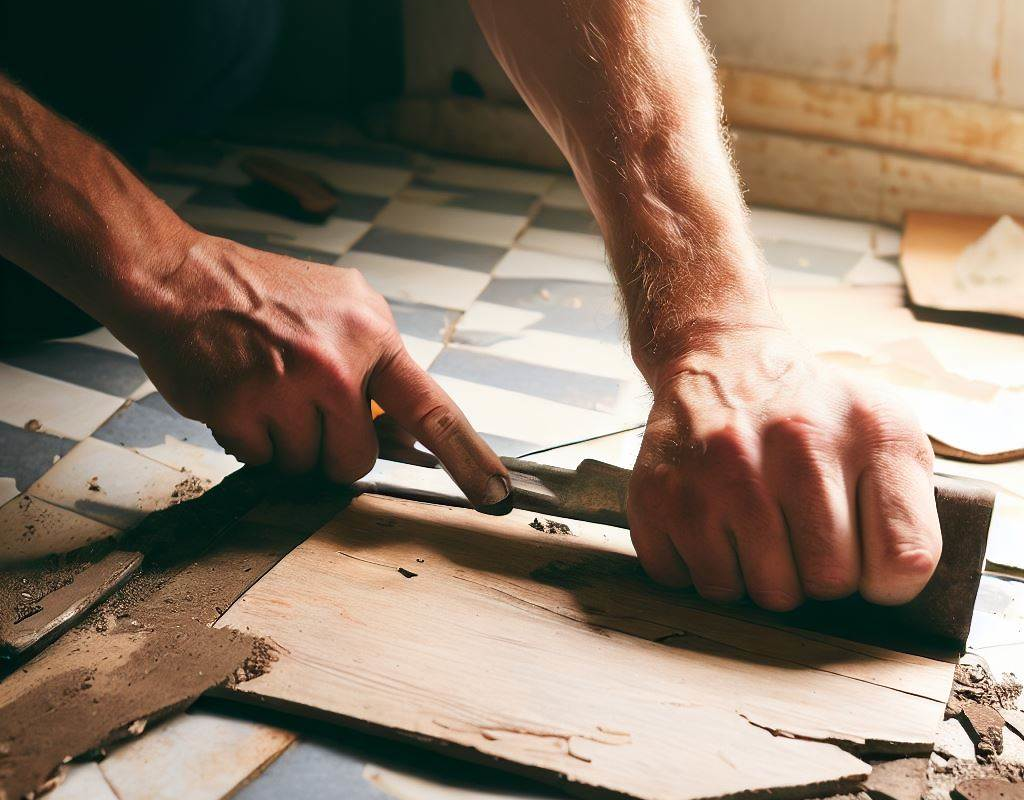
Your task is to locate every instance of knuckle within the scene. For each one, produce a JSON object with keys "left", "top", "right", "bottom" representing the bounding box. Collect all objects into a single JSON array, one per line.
[
  {"left": 325, "top": 450, "right": 377, "bottom": 484},
  {"left": 748, "top": 588, "right": 802, "bottom": 613},
  {"left": 801, "top": 568, "right": 859, "bottom": 601},
  {"left": 416, "top": 402, "right": 459, "bottom": 441},
  {"left": 763, "top": 416, "right": 822, "bottom": 456}
]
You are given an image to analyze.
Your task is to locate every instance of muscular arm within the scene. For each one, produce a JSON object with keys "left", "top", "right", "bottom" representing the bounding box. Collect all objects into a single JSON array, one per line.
[
  {"left": 472, "top": 1, "right": 941, "bottom": 608},
  {"left": 0, "top": 75, "right": 511, "bottom": 511}
]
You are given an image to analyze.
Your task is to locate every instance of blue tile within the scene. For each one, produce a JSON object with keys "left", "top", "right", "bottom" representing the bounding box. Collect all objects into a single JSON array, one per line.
[
  {"left": 93, "top": 392, "right": 221, "bottom": 452},
  {"left": 761, "top": 240, "right": 863, "bottom": 278},
  {"left": 234, "top": 739, "right": 384, "bottom": 800},
  {"left": 431, "top": 349, "right": 623, "bottom": 411},
  {"left": 531, "top": 206, "right": 599, "bottom": 235},
  {"left": 0, "top": 421, "right": 76, "bottom": 492},
  {"left": 388, "top": 301, "right": 458, "bottom": 342},
  {"left": 477, "top": 279, "right": 623, "bottom": 343},
  {"left": 351, "top": 228, "right": 507, "bottom": 272},
  {"left": 409, "top": 178, "right": 538, "bottom": 215},
  {"left": 0, "top": 342, "right": 147, "bottom": 397}
]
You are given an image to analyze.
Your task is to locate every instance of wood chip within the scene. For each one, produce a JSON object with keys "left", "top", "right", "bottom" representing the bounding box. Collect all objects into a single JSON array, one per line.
[
  {"left": 864, "top": 757, "right": 929, "bottom": 800},
  {"left": 960, "top": 701, "right": 1006, "bottom": 759},
  {"left": 953, "top": 778, "right": 1024, "bottom": 800}
]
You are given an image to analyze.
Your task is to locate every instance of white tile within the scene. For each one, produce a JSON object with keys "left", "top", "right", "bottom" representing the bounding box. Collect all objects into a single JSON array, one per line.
[
  {"left": 29, "top": 437, "right": 191, "bottom": 529},
  {"left": 416, "top": 155, "right": 557, "bottom": 195},
  {"left": 544, "top": 176, "right": 589, "bottom": 210},
  {"left": 457, "top": 301, "right": 545, "bottom": 334},
  {"left": 401, "top": 335, "right": 445, "bottom": 370},
  {"left": 749, "top": 207, "right": 874, "bottom": 252},
  {"left": 984, "top": 492, "right": 1024, "bottom": 574},
  {"left": 433, "top": 374, "right": 643, "bottom": 447},
  {"left": 130, "top": 438, "right": 240, "bottom": 485},
  {"left": 375, "top": 200, "right": 526, "bottom": 247},
  {"left": 345, "top": 250, "right": 491, "bottom": 311},
  {"left": 844, "top": 254, "right": 904, "bottom": 287},
  {"left": 59, "top": 327, "right": 136, "bottom": 357},
  {"left": 0, "top": 477, "right": 18, "bottom": 507},
  {"left": 870, "top": 225, "right": 902, "bottom": 258},
  {"left": 0, "top": 363, "right": 124, "bottom": 441},
  {"left": 517, "top": 227, "right": 605, "bottom": 261},
  {"left": 181, "top": 205, "right": 370, "bottom": 254},
  {"left": 47, "top": 763, "right": 118, "bottom": 800},
  {"left": 494, "top": 248, "right": 612, "bottom": 284},
  {"left": 100, "top": 710, "right": 294, "bottom": 800},
  {"left": 0, "top": 495, "right": 120, "bottom": 563},
  {"left": 451, "top": 328, "right": 637, "bottom": 381},
  {"left": 129, "top": 378, "right": 157, "bottom": 401},
  {"left": 530, "top": 426, "right": 645, "bottom": 470}
]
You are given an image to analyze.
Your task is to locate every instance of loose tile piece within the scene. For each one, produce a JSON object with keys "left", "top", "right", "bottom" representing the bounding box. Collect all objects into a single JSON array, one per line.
[
  {"left": 99, "top": 709, "right": 295, "bottom": 800},
  {"left": 934, "top": 718, "right": 978, "bottom": 761},
  {"left": 0, "top": 495, "right": 119, "bottom": 563},
  {"left": 863, "top": 757, "right": 929, "bottom": 800},
  {"left": 46, "top": 763, "right": 119, "bottom": 800},
  {"left": 28, "top": 438, "right": 191, "bottom": 529},
  {"left": 959, "top": 701, "right": 1006, "bottom": 758}
]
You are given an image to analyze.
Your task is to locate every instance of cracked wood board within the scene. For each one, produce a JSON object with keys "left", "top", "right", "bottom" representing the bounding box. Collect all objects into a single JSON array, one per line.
[
  {"left": 214, "top": 494, "right": 955, "bottom": 800},
  {"left": 901, "top": 212, "right": 1024, "bottom": 321}
]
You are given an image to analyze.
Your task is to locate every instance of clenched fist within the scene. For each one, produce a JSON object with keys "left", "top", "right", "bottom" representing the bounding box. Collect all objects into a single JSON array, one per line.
[{"left": 628, "top": 326, "right": 942, "bottom": 611}]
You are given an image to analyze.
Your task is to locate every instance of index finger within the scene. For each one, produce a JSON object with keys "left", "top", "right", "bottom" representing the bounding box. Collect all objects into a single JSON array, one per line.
[{"left": 369, "top": 347, "right": 512, "bottom": 514}]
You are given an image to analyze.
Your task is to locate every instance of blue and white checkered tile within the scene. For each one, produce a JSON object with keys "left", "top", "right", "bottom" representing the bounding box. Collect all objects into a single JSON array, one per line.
[
  {"left": 343, "top": 228, "right": 507, "bottom": 311},
  {"left": 517, "top": 205, "right": 605, "bottom": 261}
]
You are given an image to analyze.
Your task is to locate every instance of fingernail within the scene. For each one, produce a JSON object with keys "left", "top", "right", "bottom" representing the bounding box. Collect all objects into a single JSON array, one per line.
[{"left": 477, "top": 473, "right": 513, "bottom": 516}]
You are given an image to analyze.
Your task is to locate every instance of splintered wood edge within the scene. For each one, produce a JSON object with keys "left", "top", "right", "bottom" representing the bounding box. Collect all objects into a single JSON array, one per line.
[{"left": 208, "top": 686, "right": 869, "bottom": 800}]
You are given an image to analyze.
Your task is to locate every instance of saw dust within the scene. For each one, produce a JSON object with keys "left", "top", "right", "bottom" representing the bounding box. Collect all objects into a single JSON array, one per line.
[
  {"left": 950, "top": 663, "right": 1023, "bottom": 715},
  {"left": 0, "top": 467, "right": 348, "bottom": 800}
]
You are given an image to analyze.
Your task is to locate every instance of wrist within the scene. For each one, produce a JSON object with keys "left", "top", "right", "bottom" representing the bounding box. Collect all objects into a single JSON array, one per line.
[
  {"left": 102, "top": 217, "right": 206, "bottom": 348},
  {"left": 630, "top": 305, "right": 786, "bottom": 390}
]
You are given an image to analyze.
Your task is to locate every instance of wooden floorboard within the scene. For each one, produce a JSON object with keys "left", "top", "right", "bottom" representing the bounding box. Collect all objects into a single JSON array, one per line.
[{"left": 215, "top": 494, "right": 954, "bottom": 800}]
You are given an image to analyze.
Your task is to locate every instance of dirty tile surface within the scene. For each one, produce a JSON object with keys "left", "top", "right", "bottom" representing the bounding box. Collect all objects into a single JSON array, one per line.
[{"left": 2, "top": 138, "right": 1022, "bottom": 799}]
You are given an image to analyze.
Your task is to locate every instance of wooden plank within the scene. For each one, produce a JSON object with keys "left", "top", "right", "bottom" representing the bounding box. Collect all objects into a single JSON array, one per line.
[
  {"left": 216, "top": 494, "right": 954, "bottom": 800},
  {"left": 901, "top": 211, "right": 1024, "bottom": 320},
  {"left": 718, "top": 67, "right": 1024, "bottom": 178},
  {"left": 732, "top": 129, "right": 1024, "bottom": 224}
]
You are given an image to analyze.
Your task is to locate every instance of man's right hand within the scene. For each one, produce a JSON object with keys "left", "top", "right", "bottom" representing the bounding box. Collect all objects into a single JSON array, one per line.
[{"left": 127, "top": 232, "right": 512, "bottom": 511}]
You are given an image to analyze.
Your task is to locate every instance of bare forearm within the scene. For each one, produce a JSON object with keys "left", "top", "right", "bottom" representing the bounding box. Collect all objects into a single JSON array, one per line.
[
  {"left": 0, "top": 75, "right": 194, "bottom": 342},
  {"left": 471, "top": 0, "right": 776, "bottom": 378}
]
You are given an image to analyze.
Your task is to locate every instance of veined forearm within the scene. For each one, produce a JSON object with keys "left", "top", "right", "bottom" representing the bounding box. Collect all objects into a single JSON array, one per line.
[
  {"left": 0, "top": 75, "right": 192, "bottom": 338},
  {"left": 471, "top": 0, "right": 777, "bottom": 376}
]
